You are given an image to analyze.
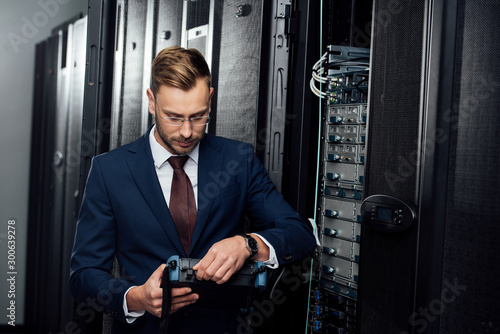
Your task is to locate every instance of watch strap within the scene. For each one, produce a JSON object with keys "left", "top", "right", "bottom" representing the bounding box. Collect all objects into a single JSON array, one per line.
[{"left": 237, "top": 234, "right": 258, "bottom": 257}]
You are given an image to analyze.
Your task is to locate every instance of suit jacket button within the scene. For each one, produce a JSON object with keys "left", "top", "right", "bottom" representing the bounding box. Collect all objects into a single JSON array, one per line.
[{"left": 283, "top": 254, "right": 292, "bottom": 261}]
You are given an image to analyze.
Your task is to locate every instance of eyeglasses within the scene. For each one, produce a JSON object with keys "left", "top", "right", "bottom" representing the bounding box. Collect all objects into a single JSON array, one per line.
[
  {"left": 154, "top": 93, "right": 211, "bottom": 126},
  {"left": 159, "top": 115, "right": 211, "bottom": 126}
]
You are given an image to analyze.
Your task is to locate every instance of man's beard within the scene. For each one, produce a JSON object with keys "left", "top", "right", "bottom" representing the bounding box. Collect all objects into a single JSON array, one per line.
[{"left": 155, "top": 114, "right": 204, "bottom": 155}]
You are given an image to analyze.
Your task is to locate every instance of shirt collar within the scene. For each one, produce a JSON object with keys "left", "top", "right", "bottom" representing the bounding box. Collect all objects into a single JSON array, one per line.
[{"left": 149, "top": 124, "right": 199, "bottom": 168}]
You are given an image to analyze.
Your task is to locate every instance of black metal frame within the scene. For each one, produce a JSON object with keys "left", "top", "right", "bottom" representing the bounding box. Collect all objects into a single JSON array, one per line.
[
  {"left": 256, "top": 0, "right": 293, "bottom": 192},
  {"left": 281, "top": 0, "right": 322, "bottom": 218},
  {"left": 256, "top": 0, "right": 322, "bottom": 219},
  {"left": 357, "top": 0, "right": 426, "bottom": 331},
  {"left": 71, "top": 0, "right": 117, "bottom": 332},
  {"left": 414, "top": 0, "right": 458, "bottom": 332},
  {"left": 23, "top": 37, "right": 56, "bottom": 334},
  {"left": 79, "top": 0, "right": 116, "bottom": 200}
]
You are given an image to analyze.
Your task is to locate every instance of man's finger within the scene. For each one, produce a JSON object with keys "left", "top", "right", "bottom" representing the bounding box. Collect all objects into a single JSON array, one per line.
[
  {"left": 208, "top": 260, "right": 234, "bottom": 282},
  {"left": 170, "top": 294, "right": 199, "bottom": 313},
  {"left": 154, "top": 263, "right": 167, "bottom": 286},
  {"left": 214, "top": 265, "right": 239, "bottom": 284},
  {"left": 171, "top": 287, "right": 192, "bottom": 297},
  {"left": 195, "top": 256, "right": 216, "bottom": 280},
  {"left": 172, "top": 293, "right": 199, "bottom": 305},
  {"left": 192, "top": 259, "right": 201, "bottom": 270}
]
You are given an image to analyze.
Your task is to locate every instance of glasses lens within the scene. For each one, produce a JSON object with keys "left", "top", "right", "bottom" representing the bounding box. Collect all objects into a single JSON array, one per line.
[
  {"left": 191, "top": 116, "right": 210, "bottom": 126},
  {"left": 164, "top": 117, "right": 183, "bottom": 126},
  {"left": 162, "top": 116, "right": 210, "bottom": 126}
]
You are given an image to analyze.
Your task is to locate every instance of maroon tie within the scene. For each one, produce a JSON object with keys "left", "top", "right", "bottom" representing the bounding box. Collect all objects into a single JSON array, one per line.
[{"left": 168, "top": 156, "right": 196, "bottom": 255}]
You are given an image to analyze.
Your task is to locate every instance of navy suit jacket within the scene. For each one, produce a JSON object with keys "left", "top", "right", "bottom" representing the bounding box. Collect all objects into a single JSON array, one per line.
[{"left": 70, "top": 129, "right": 315, "bottom": 333}]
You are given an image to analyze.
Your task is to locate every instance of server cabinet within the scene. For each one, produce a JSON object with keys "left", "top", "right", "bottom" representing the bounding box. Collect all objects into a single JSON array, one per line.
[
  {"left": 26, "top": 35, "right": 59, "bottom": 334},
  {"left": 358, "top": 1, "right": 500, "bottom": 333},
  {"left": 308, "top": 1, "right": 500, "bottom": 333},
  {"left": 305, "top": 1, "right": 373, "bottom": 332},
  {"left": 307, "top": 45, "right": 370, "bottom": 334},
  {"left": 26, "top": 16, "right": 87, "bottom": 333}
]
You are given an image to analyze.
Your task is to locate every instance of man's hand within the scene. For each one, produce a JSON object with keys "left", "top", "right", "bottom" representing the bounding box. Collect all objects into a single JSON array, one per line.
[
  {"left": 193, "top": 236, "right": 249, "bottom": 284},
  {"left": 193, "top": 234, "right": 269, "bottom": 284},
  {"left": 126, "top": 263, "right": 199, "bottom": 317}
]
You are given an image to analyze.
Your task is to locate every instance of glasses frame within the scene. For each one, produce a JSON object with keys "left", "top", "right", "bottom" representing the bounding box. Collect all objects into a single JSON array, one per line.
[
  {"left": 154, "top": 93, "right": 211, "bottom": 127},
  {"left": 159, "top": 115, "right": 211, "bottom": 127}
]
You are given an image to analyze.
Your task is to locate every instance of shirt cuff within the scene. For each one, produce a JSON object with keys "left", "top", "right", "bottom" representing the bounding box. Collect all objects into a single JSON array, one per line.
[
  {"left": 253, "top": 233, "right": 279, "bottom": 269},
  {"left": 123, "top": 286, "right": 145, "bottom": 323}
]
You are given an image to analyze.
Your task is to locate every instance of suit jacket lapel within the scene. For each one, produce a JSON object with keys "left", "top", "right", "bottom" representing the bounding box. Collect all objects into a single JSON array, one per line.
[
  {"left": 126, "top": 130, "right": 187, "bottom": 256},
  {"left": 190, "top": 135, "right": 223, "bottom": 252}
]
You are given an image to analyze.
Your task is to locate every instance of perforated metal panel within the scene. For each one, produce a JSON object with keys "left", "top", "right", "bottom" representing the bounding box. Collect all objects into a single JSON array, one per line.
[
  {"left": 359, "top": 0, "right": 426, "bottom": 332},
  {"left": 214, "top": 0, "right": 263, "bottom": 145},
  {"left": 110, "top": 0, "right": 149, "bottom": 148},
  {"left": 440, "top": 1, "right": 500, "bottom": 332},
  {"left": 364, "top": 2, "right": 425, "bottom": 206},
  {"left": 155, "top": 0, "right": 183, "bottom": 52},
  {"left": 359, "top": 1, "right": 500, "bottom": 334}
]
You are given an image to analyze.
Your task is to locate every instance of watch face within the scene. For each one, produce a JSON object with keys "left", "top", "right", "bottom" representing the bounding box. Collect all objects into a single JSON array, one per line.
[
  {"left": 248, "top": 236, "right": 258, "bottom": 254},
  {"left": 249, "top": 238, "right": 257, "bottom": 247}
]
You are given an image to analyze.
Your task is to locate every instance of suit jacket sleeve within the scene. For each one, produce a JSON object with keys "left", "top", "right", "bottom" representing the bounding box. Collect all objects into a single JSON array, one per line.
[
  {"left": 240, "top": 142, "right": 316, "bottom": 265},
  {"left": 69, "top": 157, "right": 133, "bottom": 322}
]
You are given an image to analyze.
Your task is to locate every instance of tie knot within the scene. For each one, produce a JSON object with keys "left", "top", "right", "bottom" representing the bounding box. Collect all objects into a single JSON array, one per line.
[{"left": 168, "top": 155, "right": 189, "bottom": 169}]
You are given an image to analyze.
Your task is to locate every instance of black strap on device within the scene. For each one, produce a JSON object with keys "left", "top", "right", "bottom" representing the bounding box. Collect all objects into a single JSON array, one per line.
[{"left": 159, "top": 260, "right": 176, "bottom": 334}]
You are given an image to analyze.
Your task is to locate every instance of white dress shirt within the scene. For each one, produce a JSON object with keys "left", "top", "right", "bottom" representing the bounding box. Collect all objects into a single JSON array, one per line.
[{"left": 123, "top": 126, "right": 278, "bottom": 322}]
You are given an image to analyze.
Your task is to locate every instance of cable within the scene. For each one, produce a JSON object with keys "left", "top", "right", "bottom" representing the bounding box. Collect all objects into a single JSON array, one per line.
[
  {"left": 310, "top": 52, "right": 329, "bottom": 99},
  {"left": 355, "top": 78, "right": 369, "bottom": 93},
  {"left": 310, "top": 51, "right": 370, "bottom": 100},
  {"left": 326, "top": 56, "right": 369, "bottom": 64},
  {"left": 268, "top": 267, "right": 286, "bottom": 299},
  {"left": 312, "top": 71, "right": 328, "bottom": 84},
  {"left": 310, "top": 77, "right": 328, "bottom": 99},
  {"left": 312, "top": 51, "right": 328, "bottom": 70}
]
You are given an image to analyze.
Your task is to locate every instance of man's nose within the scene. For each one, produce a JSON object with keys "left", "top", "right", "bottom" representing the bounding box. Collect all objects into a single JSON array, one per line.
[{"left": 179, "top": 119, "right": 192, "bottom": 138}]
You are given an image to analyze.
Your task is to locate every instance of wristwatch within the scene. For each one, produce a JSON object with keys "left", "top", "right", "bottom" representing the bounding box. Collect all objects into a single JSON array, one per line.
[{"left": 238, "top": 234, "right": 258, "bottom": 257}]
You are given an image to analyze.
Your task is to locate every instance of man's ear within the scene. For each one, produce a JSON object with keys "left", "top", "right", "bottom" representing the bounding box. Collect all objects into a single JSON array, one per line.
[
  {"left": 208, "top": 87, "right": 214, "bottom": 113},
  {"left": 146, "top": 88, "right": 155, "bottom": 115}
]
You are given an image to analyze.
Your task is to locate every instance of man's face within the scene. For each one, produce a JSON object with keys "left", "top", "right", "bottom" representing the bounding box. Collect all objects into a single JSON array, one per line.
[{"left": 147, "top": 79, "right": 213, "bottom": 155}]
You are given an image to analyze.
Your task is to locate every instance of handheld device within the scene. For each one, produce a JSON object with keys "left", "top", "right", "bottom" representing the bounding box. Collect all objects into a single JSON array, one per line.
[{"left": 164, "top": 255, "right": 267, "bottom": 309}]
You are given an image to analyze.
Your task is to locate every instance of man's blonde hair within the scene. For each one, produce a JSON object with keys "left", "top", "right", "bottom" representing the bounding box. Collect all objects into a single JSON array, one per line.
[{"left": 150, "top": 46, "right": 211, "bottom": 95}]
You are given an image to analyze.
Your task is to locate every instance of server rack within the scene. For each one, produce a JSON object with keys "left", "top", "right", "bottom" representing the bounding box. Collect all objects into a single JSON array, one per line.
[
  {"left": 26, "top": 15, "right": 87, "bottom": 333},
  {"left": 305, "top": 1, "right": 373, "bottom": 332},
  {"left": 357, "top": 1, "right": 500, "bottom": 333},
  {"left": 307, "top": 45, "right": 370, "bottom": 334},
  {"left": 308, "top": 1, "right": 500, "bottom": 333}
]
